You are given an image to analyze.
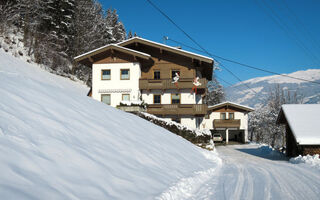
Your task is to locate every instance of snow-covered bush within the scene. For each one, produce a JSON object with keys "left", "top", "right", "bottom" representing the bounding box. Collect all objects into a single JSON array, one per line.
[
  {"left": 119, "top": 100, "right": 147, "bottom": 109},
  {"left": 136, "top": 112, "right": 212, "bottom": 147}
]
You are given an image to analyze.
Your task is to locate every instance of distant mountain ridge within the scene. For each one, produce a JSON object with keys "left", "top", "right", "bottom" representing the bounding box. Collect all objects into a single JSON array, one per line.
[{"left": 225, "top": 69, "right": 320, "bottom": 108}]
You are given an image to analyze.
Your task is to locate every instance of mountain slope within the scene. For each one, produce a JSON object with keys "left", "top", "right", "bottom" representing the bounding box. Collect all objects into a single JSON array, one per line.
[
  {"left": 0, "top": 49, "right": 220, "bottom": 199},
  {"left": 225, "top": 69, "right": 320, "bottom": 108}
]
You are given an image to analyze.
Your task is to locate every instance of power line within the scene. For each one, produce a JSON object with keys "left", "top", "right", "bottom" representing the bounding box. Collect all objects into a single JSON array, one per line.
[
  {"left": 166, "top": 37, "right": 320, "bottom": 85},
  {"left": 256, "top": 0, "right": 320, "bottom": 65},
  {"left": 146, "top": 0, "right": 258, "bottom": 94},
  {"left": 281, "top": 0, "right": 320, "bottom": 52}
]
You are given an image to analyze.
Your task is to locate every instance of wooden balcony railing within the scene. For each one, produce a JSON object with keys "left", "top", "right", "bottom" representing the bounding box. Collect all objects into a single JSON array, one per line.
[
  {"left": 147, "top": 104, "right": 207, "bottom": 115},
  {"left": 213, "top": 119, "right": 241, "bottom": 128},
  {"left": 139, "top": 78, "right": 207, "bottom": 90}
]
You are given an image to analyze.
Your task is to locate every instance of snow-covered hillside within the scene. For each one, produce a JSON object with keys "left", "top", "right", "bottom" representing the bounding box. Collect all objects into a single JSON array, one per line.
[
  {"left": 0, "top": 49, "right": 221, "bottom": 199},
  {"left": 225, "top": 69, "right": 320, "bottom": 108}
]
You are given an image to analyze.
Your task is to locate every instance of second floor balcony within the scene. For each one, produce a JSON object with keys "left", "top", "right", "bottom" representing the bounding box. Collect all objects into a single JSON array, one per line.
[
  {"left": 147, "top": 104, "right": 207, "bottom": 115},
  {"left": 213, "top": 119, "right": 241, "bottom": 128},
  {"left": 139, "top": 78, "right": 207, "bottom": 90}
]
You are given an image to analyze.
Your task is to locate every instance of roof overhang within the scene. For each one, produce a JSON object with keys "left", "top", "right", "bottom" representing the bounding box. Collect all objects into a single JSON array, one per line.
[
  {"left": 276, "top": 104, "right": 320, "bottom": 145},
  {"left": 208, "top": 101, "right": 255, "bottom": 112},
  {"left": 74, "top": 44, "right": 151, "bottom": 64},
  {"left": 117, "top": 37, "right": 214, "bottom": 65}
]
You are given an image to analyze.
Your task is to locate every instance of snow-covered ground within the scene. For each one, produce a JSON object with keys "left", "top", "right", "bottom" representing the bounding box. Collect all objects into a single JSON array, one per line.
[
  {"left": 188, "top": 144, "right": 320, "bottom": 200},
  {"left": 0, "top": 49, "right": 221, "bottom": 199}
]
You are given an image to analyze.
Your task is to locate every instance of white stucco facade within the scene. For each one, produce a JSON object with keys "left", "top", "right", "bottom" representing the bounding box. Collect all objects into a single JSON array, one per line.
[
  {"left": 204, "top": 110, "right": 250, "bottom": 143},
  {"left": 141, "top": 89, "right": 203, "bottom": 105},
  {"left": 92, "top": 62, "right": 141, "bottom": 107}
]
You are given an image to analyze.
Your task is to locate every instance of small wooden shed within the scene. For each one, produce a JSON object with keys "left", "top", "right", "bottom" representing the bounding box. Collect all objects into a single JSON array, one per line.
[{"left": 277, "top": 104, "right": 320, "bottom": 157}]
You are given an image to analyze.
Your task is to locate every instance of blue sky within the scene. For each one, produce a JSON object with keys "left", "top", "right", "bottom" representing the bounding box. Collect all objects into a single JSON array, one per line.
[{"left": 100, "top": 0, "right": 320, "bottom": 86}]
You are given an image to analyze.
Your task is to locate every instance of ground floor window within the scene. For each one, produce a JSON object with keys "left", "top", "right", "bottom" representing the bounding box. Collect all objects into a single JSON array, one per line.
[
  {"left": 122, "top": 94, "right": 130, "bottom": 101},
  {"left": 101, "top": 94, "right": 111, "bottom": 105}
]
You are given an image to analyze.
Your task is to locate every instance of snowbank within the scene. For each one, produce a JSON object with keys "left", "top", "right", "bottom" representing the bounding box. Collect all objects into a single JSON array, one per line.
[
  {"left": 0, "top": 49, "right": 221, "bottom": 199},
  {"left": 289, "top": 154, "right": 320, "bottom": 170}
]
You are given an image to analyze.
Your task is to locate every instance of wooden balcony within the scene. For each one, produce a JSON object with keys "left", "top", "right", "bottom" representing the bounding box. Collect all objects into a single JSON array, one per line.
[
  {"left": 139, "top": 78, "right": 207, "bottom": 90},
  {"left": 213, "top": 119, "right": 241, "bottom": 128},
  {"left": 147, "top": 104, "right": 207, "bottom": 115}
]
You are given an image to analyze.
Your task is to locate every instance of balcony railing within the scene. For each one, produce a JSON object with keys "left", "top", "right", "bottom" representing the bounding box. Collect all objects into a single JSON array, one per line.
[
  {"left": 147, "top": 104, "right": 207, "bottom": 115},
  {"left": 139, "top": 78, "right": 207, "bottom": 90},
  {"left": 213, "top": 119, "right": 241, "bottom": 128}
]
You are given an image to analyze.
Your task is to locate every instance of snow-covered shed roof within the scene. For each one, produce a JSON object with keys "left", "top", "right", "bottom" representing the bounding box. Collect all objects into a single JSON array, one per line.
[
  {"left": 117, "top": 37, "right": 214, "bottom": 64},
  {"left": 74, "top": 44, "right": 151, "bottom": 62},
  {"left": 208, "top": 101, "right": 255, "bottom": 112},
  {"left": 277, "top": 104, "right": 320, "bottom": 145}
]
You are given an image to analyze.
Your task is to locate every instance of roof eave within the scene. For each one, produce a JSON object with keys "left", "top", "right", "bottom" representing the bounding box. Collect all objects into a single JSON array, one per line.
[
  {"left": 117, "top": 37, "right": 214, "bottom": 64},
  {"left": 74, "top": 44, "right": 151, "bottom": 63},
  {"left": 208, "top": 102, "right": 255, "bottom": 112}
]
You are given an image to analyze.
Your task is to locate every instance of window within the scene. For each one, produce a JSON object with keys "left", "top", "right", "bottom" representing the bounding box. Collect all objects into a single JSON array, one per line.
[
  {"left": 101, "top": 94, "right": 111, "bottom": 105},
  {"left": 153, "top": 94, "right": 161, "bottom": 104},
  {"left": 154, "top": 70, "right": 160, "bottom": 80},
  {"left": 196, "top": 117, "right": 203, "bottom": 128},
  {"left": 120, "top": 69, "right": 130, "bottom": 80},
  {"left": 220, "top": 112, "right": 226, "bottom": 119},
  {"left": 171, "top": 70, "right": 180, "bottom": 79},
  {"left": 122, "top": 94, "right": 130, "bottom": 101},
  {"left": 101, "top": 70, "right": 111, "bottom": 80},
  {"left": 171, "top": 93, "right": 180, "bottom": 104},
  {"left": 172, "top": 118, "right": 181, "bottom": 123},
  {"left": 229, "top": 113, "right": 234, "bottom": 119}
]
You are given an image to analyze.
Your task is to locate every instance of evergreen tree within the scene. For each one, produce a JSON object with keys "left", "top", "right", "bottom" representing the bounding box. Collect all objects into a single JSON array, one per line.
[
  {"left": 206, "top": 74, "right": 225, "bottom": 106},
  {"left": 1, "top": 0, "right": 127, "bottom": 83}
]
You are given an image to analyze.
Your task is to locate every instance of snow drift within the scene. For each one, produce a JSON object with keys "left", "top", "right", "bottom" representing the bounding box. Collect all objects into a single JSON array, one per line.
[
  {"left": 290, "top": 154, "right": 320, "bottom": 170},
  {"left": 0, "top": 49, "right": 220, "bottom": 199}
]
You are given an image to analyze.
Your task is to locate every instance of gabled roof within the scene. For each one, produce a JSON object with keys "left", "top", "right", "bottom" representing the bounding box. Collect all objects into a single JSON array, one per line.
[
  {"left": 117, "top": 37, "right": 214, "bottom": 64},
  {"left": 74, "top": 44, "right": 151, "bottom": 62},
  {"left": 277, "top": 104, "right": 320, "bottom": 145},
  {"left": 208, "top": 101, "right": 255, "bottom": 112}
]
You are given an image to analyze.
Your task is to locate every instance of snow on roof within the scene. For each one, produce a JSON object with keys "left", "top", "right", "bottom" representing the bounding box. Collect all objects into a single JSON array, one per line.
[
  {"left": 74, "top": 44, "right": 151, "bottom": 61},
  {"left": 208, "top": 101, "right": 255, "bottom": 112},
  {"left": 280, "top": 104, "right": 320, "bottom": 145},
  {"left": 117, "top": 37, "right": 214, "bottom": 64}
]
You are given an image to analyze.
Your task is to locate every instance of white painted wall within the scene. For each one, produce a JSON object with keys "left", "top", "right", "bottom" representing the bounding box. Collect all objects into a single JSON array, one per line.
[
  {"left": 162, "top": 116, "right": 197, "bottom": 129},
  {"left": 92, "top": 63, "right": 141, "bottom": 107},
  {"left": 204, "top": 111, "right": 249, "bottom": 142},
  {"left": 141, "top": 89, "right": 202, "bottom": 104}
]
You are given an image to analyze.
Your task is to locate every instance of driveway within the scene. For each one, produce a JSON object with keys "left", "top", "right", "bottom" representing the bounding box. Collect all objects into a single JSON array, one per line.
[{"left": 193, "top": 144, "right": 320, "bottom": 200}]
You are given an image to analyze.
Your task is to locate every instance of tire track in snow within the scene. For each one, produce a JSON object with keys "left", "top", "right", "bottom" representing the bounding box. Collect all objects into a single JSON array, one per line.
[
  {"left": 204, "top": 145, "right": 320, "bottom": 200},
  {"left": 155, "top": 152, "right": 222, "bottom": 200}
]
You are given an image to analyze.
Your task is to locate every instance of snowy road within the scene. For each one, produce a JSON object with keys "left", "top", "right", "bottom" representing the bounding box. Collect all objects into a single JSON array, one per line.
[{"left": 166, "top": 144, "right": 320, "bottom": 200}]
